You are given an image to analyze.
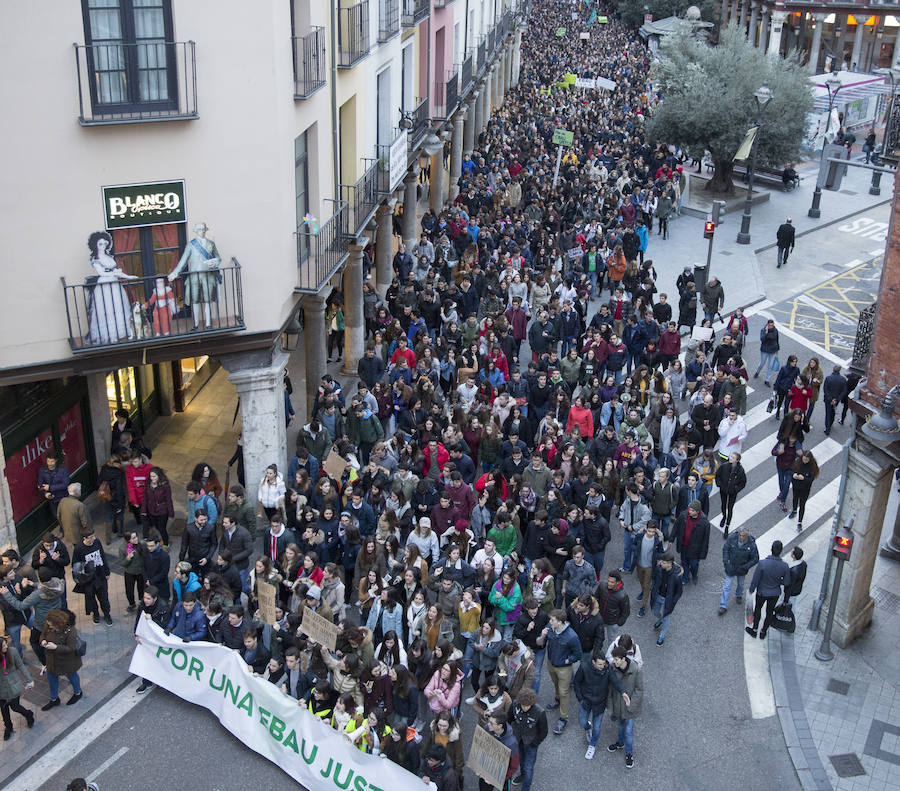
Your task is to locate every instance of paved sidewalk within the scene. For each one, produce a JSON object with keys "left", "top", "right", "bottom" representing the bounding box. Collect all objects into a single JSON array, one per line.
[{"left": 768, "top": 487, "right": 900, "bottom": 791}]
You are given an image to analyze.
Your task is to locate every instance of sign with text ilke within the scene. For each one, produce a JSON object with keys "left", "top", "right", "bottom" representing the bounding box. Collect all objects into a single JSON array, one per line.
[
  {"left": 102, "top": 180, "right": 186, "bottom": 230},
  {"left": 467, "top": 725, "right": 511, "bottom": 789},
  {"left": 301, "top": 605, "right": 340, "bottom": 651}
]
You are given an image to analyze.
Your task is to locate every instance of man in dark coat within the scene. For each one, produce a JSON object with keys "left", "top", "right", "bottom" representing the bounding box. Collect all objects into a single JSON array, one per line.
[
  {"left": 776, "top": 218, "right": 795, "bottom": 267},
  {"left": 135, "top": 584, "right": 171, "bottom": 693},
  {"left": 650, "top": 550, "right": 684, "bottom": 646},
  {"left": 719, "top": 527, "right": 759, "bottom": 614},
  {"left": 822, "top": 365, "right": 848, "bottom": 436},
  {"left": 671, "top": 501, "right": 710, "bottom": 585}
]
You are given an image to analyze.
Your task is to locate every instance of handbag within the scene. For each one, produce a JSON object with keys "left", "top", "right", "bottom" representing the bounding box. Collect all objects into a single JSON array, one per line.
[
  {"left": 766, "top": 395, "right": 775, "bottom": 413},
  {"left": 772, "top": 602, "right": 796, "bottom": 634},
  {"left": 75, "top": 629, "right": 88, "bottom": 657},
  {"left": 97, "top": 480, "right": 113, "bottom": 502}
]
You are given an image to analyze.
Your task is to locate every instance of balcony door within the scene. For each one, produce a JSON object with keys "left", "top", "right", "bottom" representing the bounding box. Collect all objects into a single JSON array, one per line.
[{"left": 82, "top": 0, "right": 177, "bottom": 113}]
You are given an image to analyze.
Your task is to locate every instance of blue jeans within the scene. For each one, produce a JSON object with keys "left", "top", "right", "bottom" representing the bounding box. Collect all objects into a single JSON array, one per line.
[
  {"left": 239, "top": 566, "right": 251, "bottom": 595},
  {"left": 561, "top": 337, "right": 577, "bottom": 356},
  {"left": 680, "top": 553, "right": 699, "bottom": 583},
  {"left": 578, "top": 703, "right": 604, "bottom": 747},
  {"left": 531, "top": 647, "right": 546, "bottom": 693},
  {"left": 655, "top": 515, "right": 671, "bottom": 538},
  {"left": 652, "top": 596, "right": 670, "bottom": 639},
  {"left": 777, "top": 467, "right": 792, "bottom": 503},
  {"left": 755, "top": 352, "right": 778, "bottom": 380},
  {"left": 617, "top": 718, "right": 635, "bottom": 754},
  {"left": 720, "top": 574, "right": 745, "bottom": 609},
  {"left": 585, "top": 550, "right": 605, "bottom": 578},
  {"left": 48, "top": 671, "right": 81, "bottom": 700},
  {"left": 7, "top": 624, "right": 23, "bottom": 658},
  {"left": 626, "top": 350, "right": 640, "bottom": 374},
  {"left": 622, "top": 530, "right": 636, "bottom": 572},
  {"left": 518, "top": 742, "right": 539, "bottom": 791},
  {"left": 499, "top": 622, "right": 515, "bottom": 641}
]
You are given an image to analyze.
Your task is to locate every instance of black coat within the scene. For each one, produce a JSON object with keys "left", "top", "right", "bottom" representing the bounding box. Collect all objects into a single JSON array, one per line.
[
  {"left": 135, "top": 597, "right": 170, "bottom": 632},
  {"left": 566, "top": 603, "right": 606, "bottom": 654},
  {"left": 180, "top": 521, "right": 218, "bottom": 567},
  {"left": 582, "top": 516, "right": 611, "bottom": 553},
  {"left": 786, "top": 561, "right": 807, "bottom": 597},
  {"left": 715, "top": 462, "right": 747, "bottom": 494},
  {"left": 672, "top": 512, "right": 711, "bottom": 560},
  {"left": 513, "top": 609, "right": 550, "bottom": 651},
  {"left": 651, "top": 563, "right": 684, "bottom": 616},
  {"left": 574, "top": 659, "right": 623, "bottom": 716},
  {"left": 822, "top": 373, "right": 848, "bottom": 404},
  {"left": 143, "top": 546, "right": 171, "bottom": 600},
  {"left": 220, "top": 524, "right": 254, "bottom": 570},
  {"left": 31, "top": 540, "right": 70, "bottom": 580}
]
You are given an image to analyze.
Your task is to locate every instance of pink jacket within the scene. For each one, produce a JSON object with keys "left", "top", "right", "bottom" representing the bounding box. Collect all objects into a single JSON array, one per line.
[{"left": 424, "top": 669, "right": 462, "bottom": 713}]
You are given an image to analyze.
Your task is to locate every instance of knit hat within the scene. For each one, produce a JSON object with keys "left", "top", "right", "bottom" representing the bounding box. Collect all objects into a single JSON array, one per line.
[
  {"left": 689, "top": 499, "right": 702, "bottom": 512},
  {"left": 426, "top": 744, "right": 447, "bottom": 763},
  {"left": 305, "top": 585, "right": 321, "bottom": 601}
]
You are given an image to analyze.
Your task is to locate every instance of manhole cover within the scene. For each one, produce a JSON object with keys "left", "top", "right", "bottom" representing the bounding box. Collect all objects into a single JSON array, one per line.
[
  {"left": 839, "top": 190, "right": 858, "bottom": 196},
  {"left": 826, "top": 678, "right": 850, "bottom": 695},
  {"left": 823, "top": 264, "right": 842, "bottom": 272},
  {"left": 830, "top": 753, "right": 866, "bottom": 777},
  {"left": 871, "top": 586, "right": 900, "bottom": 613},
  {"left": 719, "top": 250, "right": 733, "bottom": 256}
]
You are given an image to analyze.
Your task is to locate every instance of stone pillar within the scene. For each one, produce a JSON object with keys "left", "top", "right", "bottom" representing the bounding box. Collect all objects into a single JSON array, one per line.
[
  {"left": 0, "top": 432, "right": 18, "bottom": 551},
  {"left": 342, "top": 239, "right": 368, "bottom": 376},
  {"left": 222, "top": 349, "right": 289, "bottom": 500},
  {"left": 720, "top": 0, "right": 730, "bottom": 29},
  {"left": 512, "top": 28, "right": 523, "bottom": 86},
  {"left": 474, "top": 81, "right": 486, "bottom": 143},
  {"left": 730, "top": 0, "right": 739, "bottom": 26},
  {"left": 496, "top": 59, "right": 505, "bottom": 108},
  {"left": 374, "top": 202, "right": 394, "bottom": 296},
  {"left": 155, "top": 362, "right": 175, "bottom": 417},
  {"left": 881, "top": 504, "right": 900, "bottom": 560},
  {"left": 748, "top": 1, "right": 759, "bottom": 45},
  {"left": 851, "top": 18, "right": 865, "bottom": 70},
  {"left": 289, "top": 317, "right": 307, "bottom": 427},
  {"left": 85, "top": 371, "right": 111, "bottom": 472},
  {"left": 463, "top": 99, "right": 476, "bottom": 156},
  {"left": 759, "top": 10, "right": 770, "bottom": 51},
  {"left": 824, "top": 439, "right": 896, "bottom": 647},
  {"left": 429, "top": 150, "right": 445, "bottom": 213},
  {"left": 504, "top": 45, "right": 513, "bottom": 92},
  {"left": 402, "top": 168, "right": 419, "bottom": 250},
  {"left": 768, "top": 10, "right": 787, "bottom": 56},
  {"left": 808, "top": 13, "right": 825, "bottom": 73},
  {"left": 738, "top": 0, "right": 748, "bottom": 31},
  {"left": 303, "top": 295, "right": 326, "bottom": 416},
  {"left": 483, "top": 70, "right": 493, "bottom": 119},
  {"left": 492, "top": 63, "right": 501, "bottom": 108},
  {"left": 449, "top": 108, "right": 465, "bottom": 201}
]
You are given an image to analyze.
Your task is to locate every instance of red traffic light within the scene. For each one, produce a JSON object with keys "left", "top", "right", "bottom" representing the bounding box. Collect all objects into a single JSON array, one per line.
[
  {"left": 704, "top": 221, "right": 715, "bottom": 239},
  {"left": 833, "top": 526, "right": 854, "bottom": 560}
]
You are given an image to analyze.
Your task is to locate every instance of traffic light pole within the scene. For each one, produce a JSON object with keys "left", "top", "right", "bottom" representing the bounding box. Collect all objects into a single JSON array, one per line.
[{"left": 814, "top": 556, "right": 844, "bottom": 662}]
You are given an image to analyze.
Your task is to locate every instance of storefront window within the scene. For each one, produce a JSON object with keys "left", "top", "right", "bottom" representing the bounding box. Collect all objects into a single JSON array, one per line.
[{"left": 106, "top": 367, "right": 138, "bottom": 424}]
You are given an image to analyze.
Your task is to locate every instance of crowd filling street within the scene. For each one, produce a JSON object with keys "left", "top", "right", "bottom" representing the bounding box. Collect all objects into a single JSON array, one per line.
[{"left": 0, "top": 2, "right": 854, "bottom": 789}]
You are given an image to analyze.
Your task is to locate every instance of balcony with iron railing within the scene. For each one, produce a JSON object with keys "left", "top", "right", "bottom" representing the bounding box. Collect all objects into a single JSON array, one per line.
[
  {"left": 74, "top": 40, "right": 197, "bottom": 125},
  {"left": 296, "top": 200, "right": 350, "bottom": 293},
  {"left": 461, "top": 52, "right": 474, "bottom": 96},
  {"left": 851, "top": 301, "right": 878, "bottom": 375},
  {"left": 338, "top": 1, "right": 371, "bottom": 68},
  {"left": 375, "top": 128, "right": 409, "bottom": 194},
  {"left": 477, "top": 38, "right": 487, "bottom": 75},
  {"left": 401, "top": 0, "right": 430, "bottom": 26},
  {"left": 62, "top": 261, "right": 243, "bottom": 352},
  {"left": 340, "top": 159, "right": 381, "bottom": 238},
  {"left": 293, "top": 27, "right": 327, "bottom": 98},
  {"left": 408, "top": 97, "right": 429, "bottom": 146},
  {"left": 488, "top": 28, "right": 496, "bottom": 56},
  {"left": 379, "top": 0, "right": 400, "bottom": 42}
]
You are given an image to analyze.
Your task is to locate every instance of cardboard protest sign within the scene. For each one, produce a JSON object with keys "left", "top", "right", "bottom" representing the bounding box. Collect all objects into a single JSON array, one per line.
[
  {"left": 300, "top": 605, "right": 340, "bottom": 651},
  {"left": 322, "top": 449, "right": 346, "bottom": 482},
  {"left": 467, "top": 725, "right": 511, "bottom": 790},
  {"left": 257, "top": 580, "right": 278, "bottom": 625}
]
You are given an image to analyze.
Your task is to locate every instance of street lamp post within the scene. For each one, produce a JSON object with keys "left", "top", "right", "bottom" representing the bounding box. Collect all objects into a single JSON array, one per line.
[
  {"left": 874, "top": 67, "right": 898, "bottom": 159},
  {"left": 808, "top": 73, "right": 843, "bottom": 219},
  {"left": 736, "top": 84, "right": 773, "bottom": 245}
]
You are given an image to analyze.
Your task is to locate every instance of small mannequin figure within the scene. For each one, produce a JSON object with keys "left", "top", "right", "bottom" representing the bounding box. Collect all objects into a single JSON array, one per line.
[{"left": 144, "top": 277, "right": 176, "bottom": 336}]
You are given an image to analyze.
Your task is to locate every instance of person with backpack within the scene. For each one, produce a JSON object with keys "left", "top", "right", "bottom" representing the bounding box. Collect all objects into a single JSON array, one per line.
[
  {"left": 186, "top": 480, "right": 218, "bottom": 527},
  {"left": 179, "top": 507, "right": 218, "bottom": 578},
  {"left": 72, "top": 528, "right": 112, "bottom": 626},
  {"left": 773, "top": 355, "right": 800, "bottom": 420},
  {"left": 39, "top": 609, "right": 83, "bottom": 710},
  {"left": 754, "top": 319, "right": 780, "bottom": 385}
]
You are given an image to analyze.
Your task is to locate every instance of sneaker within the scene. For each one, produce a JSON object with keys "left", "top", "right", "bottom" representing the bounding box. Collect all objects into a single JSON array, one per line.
[
  {"left": 608, "top": 741, "right": 623, "bottom": 752},
  {"left": 136, "top": 681, "right": 153, "bottom": 694},
  {"left": 653, "top": 620, "right": 662, "bottom": 630},
  {"left": 105, "top": 614, "right": 114, "bottom": 626},
  {"left": 66, "top": 692, "right": 83, "bottom": 706},
  {"left": 735, "top": 596, "right": 743, "bottom": 603},
  {"left": 745, "top": 626, "right": 758, "bottom": 638},
  {"left": 92, "top": 615, "right": 100, "bottom": 625},
  {"left": 41, "top": 699, "right": 60, "bottom": 711},
  {"left": 780, "top": 502, "right": 788, "bottom": 513},
  {"left": 692, "top": 577, "right": 698, "bottom": 586},
  {"left": 585, "top": 745, "right": 596, "bottom": 760},
  {"left": 636, "top": 592, "right": 643, "bottom": 602},
  {"left": 720, "top": 517, "right": 726, "bottom": 529},
  {"left": 553, "top": 718, "right": 567, "bottom": 735},
  {"left": 797, "top": 522, "right": 803, "bottom": 532},
  {"left": 657, "top": 636, "right": 664, "bottom": 646},
  {"left": 512, "top": 775, "right": 523, "bottom": 785},
  {"left": 753, "top": 371, "right": 759, "bottom": 379},
  {"left": 788, "top": 510, "right": 797, "bottom": 519},
  {"left": 625, "top": 754, "right": 635, "bottom": 769},
  {"left": 24, "top": 710, "right": 34, "bottom": 728},
  {"left": 718, "top": 607, "right": 727, "bottom": 616},
  {"left": 759, "top": 630, "right": 767, "bottom": 640},
  {"left": 637, "top": 606, "right": 645, "bottom": 618},
  {"left": 547, "top": 699, "right": 560, "bottom": 711},
  {"left": 465, "top": 696, "right": 476, "bottom": 706},
  {"left": 126, "top": 604, "right": 137, "bottom": 613}
]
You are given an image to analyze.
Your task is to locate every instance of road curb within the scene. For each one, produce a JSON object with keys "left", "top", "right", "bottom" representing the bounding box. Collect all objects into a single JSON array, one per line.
[
  {"left": 1, "top": 662, "right": 136, "bottom": 790},
  {"left": 753, "top": 198, "right": 892, "bottom": 255},
  {"left": 767, "top": 631, "right": 834, "bottom": 791}
]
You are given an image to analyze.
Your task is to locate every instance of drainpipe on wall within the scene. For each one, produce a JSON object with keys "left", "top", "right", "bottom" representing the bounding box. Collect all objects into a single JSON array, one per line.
[{"left": 330, "top": 0, "right": 341, "bottom": 201}]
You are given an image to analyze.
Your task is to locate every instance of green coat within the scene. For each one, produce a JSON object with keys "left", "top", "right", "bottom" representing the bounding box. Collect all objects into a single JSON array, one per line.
[
  {"left": 0, "top": 648, "right": 32, "bottom": 701},
  {"left": 224, "top": 498, "right": 259, "bottom": 538},
  {"left": 348, "top": 413, "right": 385, "bottom": 446},
  {"left": 326, "top": 308, "right": 345, "bottom": 333},
  {"left": 487, "top": 524, "right": 518, "bottom": 558},
  {"left": 119, "top": 541, "right": 145, "bottom": 575},
  {"left": 560, "top": 356, "right": 582, "bottom": 389}
]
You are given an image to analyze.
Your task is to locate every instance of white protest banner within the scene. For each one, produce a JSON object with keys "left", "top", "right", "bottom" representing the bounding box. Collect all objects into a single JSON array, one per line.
[
  {"left": 595, "top": 76, "right": 617, "bottom": 91},
  {"left": 130, "top": 619, "right": 416, "bottom": 791},
  {"left": 301, "top": 604, "right": 340, "bottom": 651},
  {"left": 257, "top": 580, "right": 278, "bottom": 625},
  {"left": 580, "top": 32, "right": 590, "bottom": 40},
  {"left": 467, "top": 724, "right": 511, "bottom": 789},
  {"left": 567, "top": 246, "right": 584, "bottom": 260},
  {"left": 575, "top": 77, "right": 596, "bottom": 89}
]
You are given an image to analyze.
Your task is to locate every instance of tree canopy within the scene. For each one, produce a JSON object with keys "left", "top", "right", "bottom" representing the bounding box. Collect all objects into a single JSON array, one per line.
[
  {"left": 647, "top": 25, "right": 813, "bottom": 192},
  {"left": 616, "top": 0, "right": 718, "bottom": 31}
]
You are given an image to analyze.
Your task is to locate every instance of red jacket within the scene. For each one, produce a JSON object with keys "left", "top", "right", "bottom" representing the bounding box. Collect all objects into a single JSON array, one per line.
[
  {"left": 423, "top": 443, "right": 449, "bottom": 478},
  {"left": 658, "top": 328, "right": 682, "bottom": 356},
  {"left": 125, "top": 463, "right": 152, "bottom": 507},
  {"left": 566, "top": 405, "right": 594, "bottom": 439},
  {"left": 391, "top": 347, "right": 416, "bottom": 369},
  {"left": 504, "top": 306, "right": 529, "bottom": 340}
]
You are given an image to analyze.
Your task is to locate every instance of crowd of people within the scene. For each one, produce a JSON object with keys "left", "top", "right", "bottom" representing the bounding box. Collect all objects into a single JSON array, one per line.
[{"left": 0, "top": 1, "right": 848, "bottom": 788}]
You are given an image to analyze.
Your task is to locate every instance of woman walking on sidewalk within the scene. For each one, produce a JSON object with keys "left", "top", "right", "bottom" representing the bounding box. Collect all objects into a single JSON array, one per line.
[
  {"left": 789, "top": 451, "right": 819, "bottom": 532},
  {"left": 0, "top": 633, "right": 35, "bottom": 740},
  {"left": 39, "top": 609, "right": 83, "bottom": 710}
]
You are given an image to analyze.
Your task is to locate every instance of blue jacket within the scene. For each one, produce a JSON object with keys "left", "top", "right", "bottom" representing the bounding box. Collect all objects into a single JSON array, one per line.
[
  {"left": 546, "top": 623, "right": 582, "bottom": 668},
  {"left": 636, "top": 224, "right": 649, "bottom": 252},
  {"left": 167, "top": 601, "right": 208, "bottom": 641},
  {"left": 774, "top": 364, "right": 799, "bottom": 395},
  {"left": 187, "top": 492, "right": 218, "bottom": 527},
  {"left": 173, "top": 571, "right": 201, "bottom": 602},
  {"left": 366, "top": 601, "right": 405, "bottom": 638},
  {"left": 750, "top": 555, "right": 790, "bottom": 598},
  {"left": 651, "top": 563, "right": 684, "bottom": 617}
]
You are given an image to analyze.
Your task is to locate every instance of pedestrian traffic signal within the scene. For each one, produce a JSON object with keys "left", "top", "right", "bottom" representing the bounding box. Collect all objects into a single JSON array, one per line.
[
  {"left": 704, "top": 221, "right": 715, "bottom": 239},
  {"left": 832, "top": 525, "right": 854, "bottom": 561}
]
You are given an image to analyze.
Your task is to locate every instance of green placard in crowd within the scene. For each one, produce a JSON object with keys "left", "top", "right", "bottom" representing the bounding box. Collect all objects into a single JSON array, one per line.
[
  {"left": 552, "top": 128, "right": 574, "bottom": 146},
  {"left": 556, "top": 27, "right": 567, "bottom": 36}
]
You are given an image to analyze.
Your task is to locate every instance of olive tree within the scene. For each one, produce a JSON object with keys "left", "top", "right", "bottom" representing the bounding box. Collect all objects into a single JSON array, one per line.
[{"left": 648, "top": 25, "right": 813, "bottom": 194}]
